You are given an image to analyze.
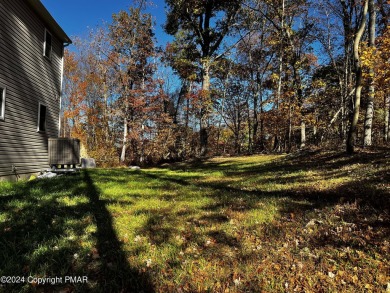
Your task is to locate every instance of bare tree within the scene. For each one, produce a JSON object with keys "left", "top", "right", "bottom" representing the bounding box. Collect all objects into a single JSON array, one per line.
[
  {"left": 347, "top": 0, "right": 369, "bottom": 154},
  {"left": 363, "top": 0, "right": 376, "bottom": 146}
]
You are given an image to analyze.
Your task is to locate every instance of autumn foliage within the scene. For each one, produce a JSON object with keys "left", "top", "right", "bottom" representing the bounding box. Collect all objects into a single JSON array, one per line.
[{"left": 62, "top": 1, "right": 390, "bottom": 165}]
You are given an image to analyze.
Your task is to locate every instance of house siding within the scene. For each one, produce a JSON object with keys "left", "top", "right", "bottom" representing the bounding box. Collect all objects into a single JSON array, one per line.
[{"left": 0, "top": 0, "right": 64, "bottom": 178}]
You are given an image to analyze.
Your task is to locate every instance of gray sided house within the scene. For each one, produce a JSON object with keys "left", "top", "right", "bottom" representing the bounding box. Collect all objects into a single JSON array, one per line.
[{"left": 0, "top": 0, "right": 71, "bottom": 180}]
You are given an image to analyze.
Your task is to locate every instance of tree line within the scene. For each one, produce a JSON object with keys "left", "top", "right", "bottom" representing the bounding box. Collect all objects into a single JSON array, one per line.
[{"left": 62, "top": 0, "right": 390, "bottom": 165}]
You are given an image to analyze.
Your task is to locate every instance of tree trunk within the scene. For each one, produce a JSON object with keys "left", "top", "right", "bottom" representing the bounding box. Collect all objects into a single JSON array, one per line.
[
  {"left": 340, "top": 0, "right": 354, "bottom": 142},
  {"left": 385, "top": 95, "right": 390, "bottom": 143},
  {"left": 200, "top": 61, "right": 210, "bottom": 157},
  {"left": 314, "top": 121, "right": 318, "bottom": 145},
  {"left": 258, "top": 88, "right": 264, "bottom": 151},
  {"left": 285, "top": 13, "right": 305, "bottom": 150},
  {"left": 183, "top": 82, "right": 192, "bottom": 158},
  {"left": 275, "top": 58, "right": 283, "bottom": 152},
  {"left": 248, "top": 54, "right": 254, "bottom": 154},
  {"left": 363, "top": 0, "right": 376, "bottom": 146},
  {"left": 120, "top": 116, "right": 128, "bottom": 163},
  {"left": 287, "top": 98, "right": 292, "bottom": 153},
  {"left": 291, "top": 61, "right": 305, "bottom": 149},
  {"left": 185, "top": 82, "right": 191, "bottom": 130},
  {"left": 216, "top": 98, "right": 224, "bottom": 155},
  {"left": 255, "top": 71, "right": 265, "bottom": 151},
  {"left": 275, "top": 0, "right": 284, "bottom": 153},
  {"left": 103, "top": 84, "right": 111, "bottom": 145},
  {"left": 301, "top": 121, "right": 306, "bottom": 148},
  {"left": 235, "top": 131, "right": 240, "bottom": 154},
  {"left": 247, "top": 105, "right": 252, "bottom": 154},
  {"left": 347, "top": 0, "right": 368, "bottom": 154}
]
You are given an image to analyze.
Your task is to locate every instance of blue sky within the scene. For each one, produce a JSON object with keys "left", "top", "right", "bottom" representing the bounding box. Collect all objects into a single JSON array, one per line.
[{"left": 41, "top": 0, "right": 172, "bottom": 46}]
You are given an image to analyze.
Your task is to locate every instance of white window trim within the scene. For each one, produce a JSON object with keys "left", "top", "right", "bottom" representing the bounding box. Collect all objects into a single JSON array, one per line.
[
  {"left": 37, "top": 102, "right": 47, "bottom": 132},
  {"left": 0, "top": 84, "right": 5, "bottom": 121},
  {"left": 43, "top": 28, "right": 52, "bottom": 60}
]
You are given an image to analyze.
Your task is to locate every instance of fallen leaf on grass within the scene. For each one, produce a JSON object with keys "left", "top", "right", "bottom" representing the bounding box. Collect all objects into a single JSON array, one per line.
[{"left": 328, "top": 272, "right": 335, "bottom": 278}]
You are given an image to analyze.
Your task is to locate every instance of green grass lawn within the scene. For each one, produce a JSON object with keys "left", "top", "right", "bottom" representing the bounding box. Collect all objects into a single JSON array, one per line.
[{"left": 0, "top": 150, "right": 389, "bottom": 292}]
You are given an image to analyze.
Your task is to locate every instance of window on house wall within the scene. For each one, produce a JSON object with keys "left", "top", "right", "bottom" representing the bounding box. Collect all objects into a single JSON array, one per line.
[
  {"left": 37, "top": 103, "right": 47, "bottom": 132},
  {"left": 0, "top": 85, "right": 5, "bottom": 121},
  {"left": 44, "top": 29, "right": 52, "bottom": 59}
]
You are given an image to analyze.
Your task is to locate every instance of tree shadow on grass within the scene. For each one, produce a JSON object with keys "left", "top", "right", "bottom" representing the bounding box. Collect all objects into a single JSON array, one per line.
[
  {"left": 134, "top": 207, "right": 179, "bottom": 246},
  {"left": 83, "top": 171, "right": 155, "bottom": 293},
  {"left": 137, "top": 155, "right": 389, "bottom": 292},
  {"left": 0, "top": 171, "right": 155, "bottom": 293},
  {"left": 141, "top": 150, "right": 389, "bottom": 254}
]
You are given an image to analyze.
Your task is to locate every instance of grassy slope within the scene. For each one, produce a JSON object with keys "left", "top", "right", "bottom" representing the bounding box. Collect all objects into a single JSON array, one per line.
[{"left": 0, "top": 150, "right": 389, "bottom": 292}]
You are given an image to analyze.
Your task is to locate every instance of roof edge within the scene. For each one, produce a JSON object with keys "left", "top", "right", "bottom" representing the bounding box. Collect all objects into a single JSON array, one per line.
[{"left": 26, "top": 0, "right": 72, "bottom": 44}]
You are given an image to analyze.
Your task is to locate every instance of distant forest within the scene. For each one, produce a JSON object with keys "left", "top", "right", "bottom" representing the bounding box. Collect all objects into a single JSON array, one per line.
[{"left": 62, "top": 0, "right": 390, "bottom": 165}]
